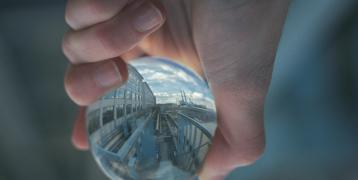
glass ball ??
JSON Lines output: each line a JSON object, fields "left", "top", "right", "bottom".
{"left": 86, "top": 57, "right": 217, "bottom": 180}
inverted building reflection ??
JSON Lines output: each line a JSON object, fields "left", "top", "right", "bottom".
{"left": 87, "top": 65, "right": 216, "bottom": 179}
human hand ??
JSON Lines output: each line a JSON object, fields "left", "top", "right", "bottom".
{"left": 62, "top": 0, "right": 290, "bottom": 179}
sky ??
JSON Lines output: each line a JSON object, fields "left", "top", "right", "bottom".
{"left": 129, "top": 57, "right": 216, "bottom": 110}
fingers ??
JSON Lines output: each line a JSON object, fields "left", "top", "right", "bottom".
{"left": 65, "top": 0, "right": 132, "bottom": 30}
{"left": 64, "top": 1, "right": 165, "bottom": 152}
{"left": 199, "top": 86, "right": 266, "bottom": 179}
{"left": 64, "top": 58, "right": 128, "bottom": 106}
{"left": 71, "top": 107, "right": 89, "bottom": 150}
{"left": 62, "top": 0, "right": 165, "bottom": 64}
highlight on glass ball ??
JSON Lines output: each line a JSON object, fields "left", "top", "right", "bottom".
{"left": 86, "top": 57, "right": 217, "bottom": 180}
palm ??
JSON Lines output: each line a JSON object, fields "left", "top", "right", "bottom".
{"left": 139, "top": 0, "right": 272, "bottom": 85}
{"left": 138, "top": 1, "right": 290, "bottom": 179}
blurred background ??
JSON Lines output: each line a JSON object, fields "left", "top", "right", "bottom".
{"left": 0, "top": 0, "right": 357, "bottom": 179}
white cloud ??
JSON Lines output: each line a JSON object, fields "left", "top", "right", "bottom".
{"left": 130, "top": 57, "right": 214, "bottom": 108}
{"left": 147, "top": 72, "right": 169, "bottom": 81}
{"left": 139, "top": 69, "right": 156, "bottom": 75}
{"left": 159, "top": 64, "right": 176, "bottom": 72}
{"left": 192, "top": 92, "right": 204, "bottom": 99}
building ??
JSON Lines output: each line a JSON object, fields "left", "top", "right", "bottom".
{"left": 86, "top": 65, "right": 156, "bottom": 138}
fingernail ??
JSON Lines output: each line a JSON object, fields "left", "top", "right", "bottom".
{"left": 93, "top": 61, "right": 122, "bottom": 87}
{"left": 132, "top": 2, "right": 163, "bottom": 32}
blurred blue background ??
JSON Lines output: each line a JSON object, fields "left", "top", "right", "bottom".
{"left": 0, "top": 0, "right": 357, "bottom": 179}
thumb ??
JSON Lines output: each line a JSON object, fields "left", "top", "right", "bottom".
{"left": 199, "top": 85, "right": 266, "bottom": 179}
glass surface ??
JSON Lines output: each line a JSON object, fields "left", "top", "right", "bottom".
{"left": 86, "top": 57, "right": 217, "bottom": 180}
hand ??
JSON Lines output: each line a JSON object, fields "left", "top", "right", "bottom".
{"left": 62, "top": 0, "right": 290, "bottom": 179}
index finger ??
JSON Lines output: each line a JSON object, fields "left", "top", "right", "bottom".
{"left": 65, "top": 0, "right": 134, "bottom": 30}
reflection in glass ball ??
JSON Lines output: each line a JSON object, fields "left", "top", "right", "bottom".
{"left": 86, "top": 57, "right": 217, "bottom": 180}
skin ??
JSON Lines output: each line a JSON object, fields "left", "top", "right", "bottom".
{"left": 62, "top": 0, "right": 290, "bottom": 179}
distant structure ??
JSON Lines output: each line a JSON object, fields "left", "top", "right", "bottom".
{"left": 178, "top": 90, "right": 204, "bottom": 108}
{"left": 178, "top": 90, "right": 216, "bottom": 123}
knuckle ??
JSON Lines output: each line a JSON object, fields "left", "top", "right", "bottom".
{"left": 221, "top": 128, "right": 265, "bottom": 167}
{"left": 86, "top": 0, "right": 107, "bottom": 16}
{"left": 64, "top": 70, "right": 78, "bottom": 102}
{"left": 61, "top": 34, "right": 70, "bottom": 55}
{"left": 238, "top": 144, "right": 265, "bottom": 165}
{"left": 65, "top": 0, "right": 106, "bottom": 29}
{"left": 64, "top": 68, "right": 89, "bottom": 106}
{"left": 64, "top": 72, "right": 78, "bottom": 103}
{"left": 65, "top": 82, "right": 89, "bottom": 106}
{"left": 64, "top": 3, "right": 78, "bottom": 29}
{"left": 64, "top": 12, "right": 73, "bottom": 28}
{"left": 62, "top": 33, "right": 77, "bottom": 64}
{"left": 230, "top": 138, "right": 265, "bottom": 166}
{"left": 94, "top": 27, "right": 124, "bottom": 56}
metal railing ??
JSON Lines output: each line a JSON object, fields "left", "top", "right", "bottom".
{"left": 165, "top": 111, "right": 213, "bottom": 173}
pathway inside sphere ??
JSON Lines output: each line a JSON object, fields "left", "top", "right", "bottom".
{"left": 90, "top": 107, "right": 215, "bottom": 179}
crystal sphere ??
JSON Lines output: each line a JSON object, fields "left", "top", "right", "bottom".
{"left": 86, "top": 57, "right": 217, "bottom": 180}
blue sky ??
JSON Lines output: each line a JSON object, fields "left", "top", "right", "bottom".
{"left": 129, "top": 57, "right": 215, "bottom": 110}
